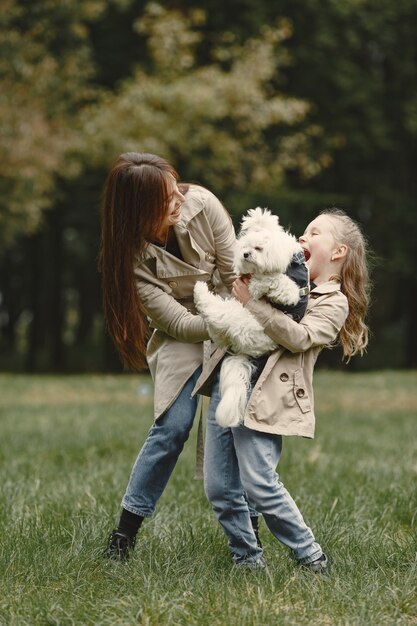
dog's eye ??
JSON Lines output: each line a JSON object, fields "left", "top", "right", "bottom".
{"left": 254, "top": 246, "right": 263, "bottom": 252}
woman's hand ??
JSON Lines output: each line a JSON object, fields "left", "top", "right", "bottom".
{"left": 232, "top": 277, "right": 251, "bottom": 304}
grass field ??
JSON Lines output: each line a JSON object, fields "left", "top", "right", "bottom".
{"left": 0, "top": 371, "right": 416, "bottom": 626}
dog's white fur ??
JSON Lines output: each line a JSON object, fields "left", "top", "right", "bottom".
{"left": 194, "top": 208, "right": 303, "bottom": 427}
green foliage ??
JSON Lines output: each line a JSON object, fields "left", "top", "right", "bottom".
{"left": 0, "top": 0, "right": 101, "bottom": 244}
{"left": 0, "top": 2, "right": 330, "bottom": 247}
{"left": 79, "top": 4, "right": 329, "bottom": 198}
{"left": 1, "top": 0, "right": 417, "bottom": 369}
{"left": 0, "top": 371, "right": 416, "bottom": 624}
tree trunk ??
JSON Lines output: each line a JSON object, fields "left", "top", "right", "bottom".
{"left": 47, "top": 207, "right": 65, "bottom": 371}
{"left": 405, "top": 287, "right": 417, "bottom": 367}
{"left": 25, "top": 235, "right": 42, "bottom": 372}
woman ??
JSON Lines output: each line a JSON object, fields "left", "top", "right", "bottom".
{"left": 99, "top": 152, "right": 247, "bottom": 560}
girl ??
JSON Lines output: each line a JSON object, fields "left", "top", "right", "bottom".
{"left": 100, "top": 152, "right": 242, "bottom": 560}
{"left": 194, "top": 209, "right": 370, "bottom": 570}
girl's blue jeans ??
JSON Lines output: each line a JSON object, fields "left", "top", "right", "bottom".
{"left": 204, "top": 374, "right": 323, "bottom": 566}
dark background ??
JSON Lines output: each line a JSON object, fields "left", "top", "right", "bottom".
{"left": 1, "top": 0, "right": 416, "bottom": 373}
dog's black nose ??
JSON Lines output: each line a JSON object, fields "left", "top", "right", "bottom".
{"left": 243, "top": 252, "right": 250, "bottom": 259}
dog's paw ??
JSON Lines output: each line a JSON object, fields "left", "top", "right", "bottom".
{"left": 268, "top": 275, "right": 300, "bottom": 306}
{"left": 215, "top": 407, "right": 241, "bottom": 428}
{"left": 207, "top": 328, "right": 231, "bottom": 348}
{"left": 194, "top": 280, "right": 209, "bottom": 298}
{"left": 193, "top": 281, "right": 210, "bottom": 310}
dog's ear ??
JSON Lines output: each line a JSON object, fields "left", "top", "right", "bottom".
{"left": 240, "top": 207, "right": 280, "bottom": 233}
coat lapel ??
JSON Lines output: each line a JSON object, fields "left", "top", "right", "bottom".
{"left": 173, "top": 222, "right": 201, "bottom": 268}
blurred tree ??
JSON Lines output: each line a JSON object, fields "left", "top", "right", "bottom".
{"left": 79, "top": 3, "right": 331, "bottom": 209}
{"left": 0, "top": 0, "right": 106, "bottom": 369}
{"left": 1, "top": 0, "right": 415, "bottom": 371}
{"left": 1, "top": 2, "right": 329, "bottom": 371}
{"left": 179, "top": 0, "right": 417, "bottom": 367}
{"left": 0, "top": 0, "right": 106, "bottom": 246}
{"left": 270, "top": 0, "right": 417, "bottom": 367}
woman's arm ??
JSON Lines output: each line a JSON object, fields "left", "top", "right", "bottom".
{"left": 137, "top": 279, "right": 210, "bottom": 343}
{"left": 135, "top": 189, "right": 234, "bottom": 344}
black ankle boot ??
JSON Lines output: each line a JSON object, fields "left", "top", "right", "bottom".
{"left": 105, "top": 530, "right": 136, "bottom": 561}
{"left": 250, "top": 516, "right": 262, "bottom": 548}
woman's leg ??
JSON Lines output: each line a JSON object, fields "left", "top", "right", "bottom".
{"left": 204, "top": 375, "right": 263, "bottom": 566}
{"left": 233, "top": 426, "right": 323, "bottom": 564}
{"left": 121, "top": 367, "right": 201, "bottom": 517}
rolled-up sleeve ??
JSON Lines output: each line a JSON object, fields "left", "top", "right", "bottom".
{"left": 246, "top": 293, "right": 349, "bottom": 353}
{"left": 137, "top": 279, "right": 210, "bottom": 343}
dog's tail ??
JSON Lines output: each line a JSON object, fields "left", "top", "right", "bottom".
{"left": 215, "top": 355, "right": 255, "bottom": 427}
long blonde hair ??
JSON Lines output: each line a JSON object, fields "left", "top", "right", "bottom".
{"left": 322, "top": 208, "right": 371, "bottom": 361}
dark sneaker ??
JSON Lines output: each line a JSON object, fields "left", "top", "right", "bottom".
{"left": 303, "top": 553, "right": 328, "bottom": 573}
{"left": 105, "top": 530, "right": 135, "bottom": 561}
{"left": 235, "top": 557, "right": 266, "bottom": 570}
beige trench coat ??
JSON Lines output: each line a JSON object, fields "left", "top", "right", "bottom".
{"left": 193, "top": 281, "right": 349, "bottom": 438}
{"left": 134, "top": 185, "right": 236, "bottom": 419}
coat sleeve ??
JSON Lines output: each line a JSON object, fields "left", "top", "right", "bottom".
{"left": 203, "top": 190, "right": 236, "bottom": 290}
{"left": 137, "top": 279, "right": 210, "bottom": 343}
{"left": 245, "top": 293, "right": 349, "bottom": 353}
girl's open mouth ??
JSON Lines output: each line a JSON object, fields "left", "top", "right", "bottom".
{"left": 303, "top": 248, "right": 311, "bottom": 261}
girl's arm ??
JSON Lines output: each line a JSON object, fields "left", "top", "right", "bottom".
{"left": 137, "top": 279, "right": 210, "bottom": 343}
{"left": 245, "top": 294, "right": 349, "bottom": 353}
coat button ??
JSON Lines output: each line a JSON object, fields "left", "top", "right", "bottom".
{"left": 168, "top": 281, "right": 177, "bottom": 289}
{"left": 280, "top": 373, "right": 289, "bottom": 382}
{"left": 296, "top": 388, "right": 305, "bottom": 398}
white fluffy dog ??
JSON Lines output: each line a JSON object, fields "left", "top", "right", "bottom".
{"left": 194, "top": 208, "right": 304, "bottom": 427}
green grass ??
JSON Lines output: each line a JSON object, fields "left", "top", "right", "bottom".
{"left": 0, "top": 371, "right": 416, "bottom": 626}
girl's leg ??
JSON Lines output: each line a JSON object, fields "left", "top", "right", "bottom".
{"left": 121, "top": 367, "right": 201, "bottom": 517}
{"left": 233, "top": 426, "right": 323, "bottom": 564}
{"left": 204, "top": 375, "right": 262, "bottom": 566}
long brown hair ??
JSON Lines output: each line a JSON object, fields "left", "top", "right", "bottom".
{"left": 99, "top": 152, "right": 179, "bottom": 369}
{"left": 322, "top": 208, "right": 371, "bottom": 361}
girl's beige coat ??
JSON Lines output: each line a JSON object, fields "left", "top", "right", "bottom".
{"left": 193, "top": 282, "right": 349, "bottom": 438}
{"left": 134, "top": 185, "right": 236, "bottom": 419}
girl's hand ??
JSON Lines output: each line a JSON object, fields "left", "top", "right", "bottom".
{"left": 232, "top": 277, "right": 251, "bottom": 304}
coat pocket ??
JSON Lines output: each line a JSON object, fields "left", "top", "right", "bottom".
{"left": 293, "top": 369, "right": 311, "bottom": 414}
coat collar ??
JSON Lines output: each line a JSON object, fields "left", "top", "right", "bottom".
{"left": 158, "top": 185, "right": 206, "bottom": 269}
{"left": 310, "top": 280, "right": 342, "bottom": 298}
{"left": 137, "top": 186, "right": 208, "bottom": 277}
{"left": 175, "top": 185, "right": 205, "bottom": 226}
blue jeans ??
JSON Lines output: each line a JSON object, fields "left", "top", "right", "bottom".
{"left": 122, "top": 367, "right": 201, "bottom": 517}
{"left": 204, "top": 375, "right": 323, "bottom": 565}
